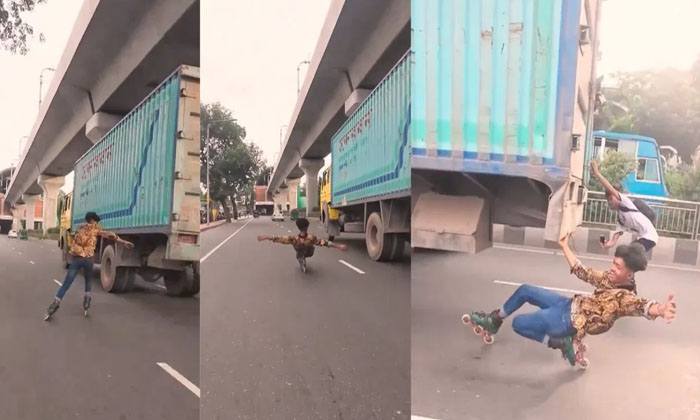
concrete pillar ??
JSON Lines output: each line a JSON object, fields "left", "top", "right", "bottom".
{"left": 85, "top": 112, "right": 123, "bottom": 143}
{"left": 300, "top": 158, "right": 324, "bottom": 217}
{"left": 286, "top": 178, "right": 300, "bottom": 211}
{"left": 278, "top": 186, "right": 289, "bottom": 213}
{"left": 11, "top": 205, "right": 25, "bottom": 231}
{"left": 22, "top": 194, "right": 40, "bottom": 231}
{"left": 38, "top": 175, "right": 65, "bottom": 234}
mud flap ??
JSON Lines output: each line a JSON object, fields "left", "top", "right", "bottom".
{"left": 411, "top": 192, "right": 492, "bottom": 254}
{"left": 544, "top": 181, "right": 587, "bottom": 242}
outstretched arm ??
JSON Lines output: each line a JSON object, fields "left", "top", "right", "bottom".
{"left": 559, "top": 233, "right": 607, "bottom": 288}
{"left": 99, "top": 230, "right": 134, "bottom": 248}
{"left": 258, "top": 235, "right": 293, "bottom": 244}
{"left": 602, "top": 231, "right": 623, "bottom": 249}
{"left": 312, "top": 236, "right": 347, "bottom": 251}
{"left": 620, "top": 293, "right": 676, "bottom": 323}
{"left": 590, "top": 160, "right": 620, "bottom": 201}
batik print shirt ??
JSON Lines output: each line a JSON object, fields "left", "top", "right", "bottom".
{"left": 70, "top": 223, "right": 117, "bottom": 258}
{"left": 270, "top": 233, "right": 330, "bottom": 251}
{"left": 569, "top": 262, "right": 659, "bottom": 340}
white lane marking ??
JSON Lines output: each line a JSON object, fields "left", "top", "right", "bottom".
{"left": 201, "top": 219, "right": 253, "bottom": 263}
{"left": 30, "top": 261, "right": 35, "bottom": 265}
{"left": 156, "top": 284, "right": 167, "bottom": 290}
{"left": 493, "top": 244, "right": 700, "bottom": 274}
{"left": 157, "top": 363, "right": 200, "bottom": 398}
{"left": 494, "top": 280, "right": 590, "bottom": 295}
{"left": 412, "top": 416, "right": 444, "bottom": 420}
{"left": 287, "top": 230, "right": 292, "bottom": 233}
{"left": 339, "top": 259, "right": 365, "bottom": 274}
{"left": 53, "top": 279, "right": 62, "bottom": 286}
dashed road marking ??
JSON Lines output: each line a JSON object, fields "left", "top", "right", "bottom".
{"left": 30, "top": 261, "right": 35, "bottom": 265}
{"left": 493, "top": 280, "right": 590, "bottom": 295}
{"left": 53, "top": 279, "right": 62, "bottom": 286}
{"left": 157, "top": 362, "right": 200, "bottom": 398}
{"left": 493, "top": 244, "right": 700, "bottom": 274}
{"left": 412, "top": 416, "right": 444, "bottom": 420}
{"left": 339, "top": 259, "right": 365, "bottom": 274}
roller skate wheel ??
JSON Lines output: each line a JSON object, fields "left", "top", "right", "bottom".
{"left": 473, "top": 326, "right": 483, "bottom": 335}
{"left": 461, "top": 314, "right": 471, "bottom": 325}
{"left": 483, "top": 334, "right": 494, "bottom": 345}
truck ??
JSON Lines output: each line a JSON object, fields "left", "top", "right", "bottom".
{"left": 411, "top": 0, "right": 602, "bottom": 253}
{"left": 58, "top": 65, "right": 201, "bottom": 296}
{"left": 320, "top": 52, "right": 411, "bottom": 261}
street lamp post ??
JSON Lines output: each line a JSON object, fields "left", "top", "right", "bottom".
{"left": 205, "top": 118, "right": 236, "bottom": 226}
{"left": 279, "top": 124, "right": 288, "bottom": 146}
{"left": 297, "top": 60, "right": 310, "bottom": 95}
{"left": 39, "top": 67, "right": 56, "bottom": 109}
{"left": 18, "top": 135, "right": 29, "bottom": 161}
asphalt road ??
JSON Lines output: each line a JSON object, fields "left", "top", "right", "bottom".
{"left": 200, "top": 216, "right": 411, "bottom": 420}
{"left": 411, "top": 245, "right": 700, "bottom": 420}
{"left": 0, "top": 234, "right": 199, "bottom": 419}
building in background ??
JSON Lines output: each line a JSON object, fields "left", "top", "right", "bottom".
{"left": 254, "top": 185, "right": 274, "bottom": 215}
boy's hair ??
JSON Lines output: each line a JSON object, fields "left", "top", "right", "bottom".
{"left": 614, "top": 243, "right": 648, "bottom": 272}
{"left": 296, "top": 217, "right": 310, "bottom": 232}
{"left": 85, "top": 212, "right": 101, "bottom": 223}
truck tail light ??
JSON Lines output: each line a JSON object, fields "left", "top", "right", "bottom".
{"left": 178, "top": 234, "right": 197, "bottom": 244}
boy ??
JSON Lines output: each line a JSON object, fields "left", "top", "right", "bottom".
{"left": 464, "top": 233, "right": 675, "bottom": 367}
{"left": 258, "top": 217, "right": 347, "bottom": 272}
{"left": 44, "top": 212, "right": 133, "bottom": 320}
{"left": 590, "top": 160, "right": 658, "bottom": 251}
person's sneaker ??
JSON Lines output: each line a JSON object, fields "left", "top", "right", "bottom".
{"left": 467, "top": 309, "right": 503, "bottom": 335}
{"left": 548, "top": 336, "right": 576, "bottom": 366}
{"left": 44, "top": 299, "right": 60, "bottom": 321}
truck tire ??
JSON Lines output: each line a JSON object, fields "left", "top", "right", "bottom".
{"left": 388, "top": 235, "right": 405, "bottom": 261}
{"left": 100, "top": 245, "right": 128, "bottom": 293}
{"left": 164, "top": 266, "right": 198, "bottom": 297}
{"left": 366, "top": 212, "right": 396, "bottom": 261}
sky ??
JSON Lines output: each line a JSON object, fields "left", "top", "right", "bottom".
{"left": 1, "top": 0, "right": 699, "bottom": 188}
{"left": 0, "top": 0, "right": 82, "bottom": 190}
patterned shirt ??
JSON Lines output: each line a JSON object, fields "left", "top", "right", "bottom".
{"left": 270, "top": 233, "right": 330, "bottom": 251}
{"left": 569, "top": 262, "right": 659, "bottom": 340}
{"left": 70, "top": 223, "right": 116, "bottom": 258}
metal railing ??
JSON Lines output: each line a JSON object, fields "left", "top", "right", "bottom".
{"left": 583, "top": 191, "right": 700, "bottom": 239}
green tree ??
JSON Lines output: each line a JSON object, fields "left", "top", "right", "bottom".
{"left": 595, "top": 59, "right": 700, "bottom": 162}
{"left": 664, "top": 164, "right": 700, "bottom": 201}
{"left": 588, "top": 151, "right": 638, "bottom": 192}
{"left": 1, "top": 0, "right": 48, "bottom": 54}
{"left": 201, "top": 102, "right": 266, "bottom": 221}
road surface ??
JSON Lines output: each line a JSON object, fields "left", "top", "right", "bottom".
{"left": 200, "top": 216, "right": 411, "bottom": 420}
{"left": 0, "top": 234, "right": 199, "bottom": 419}
{"left": 412, "top": 245, "right": 700, "bottom": 420}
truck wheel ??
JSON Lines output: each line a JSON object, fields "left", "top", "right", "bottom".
{"left": 100, "top": 245, "right": 128, "bottom": 293}
{"left": 366, "top": 212, "right": 396, "bottom": 261}
{"left": 164, "top": 266, "right": 197, "bottom": 297}
{"left": 388, "top": 235, "right": 405, "bottom": 261}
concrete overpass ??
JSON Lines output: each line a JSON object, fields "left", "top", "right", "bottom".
{"left": 6, "top": 0, "right": 199, "bottom": 233}
{"left": 269, "top": 0, "right": 409, "bottom": 215}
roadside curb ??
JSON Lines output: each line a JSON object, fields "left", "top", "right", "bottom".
{"left": 200, "top": 220, "right": 227, "bottom": 232}
{"left": 494, "top": 224, "right": 700, "bottom": 267}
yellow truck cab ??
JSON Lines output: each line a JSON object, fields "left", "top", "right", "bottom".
{"left": 57, "top": 191, "right": 73, "bottom": 268}
{"left": 319, "top": 167, "right": 340, "bottom": 238}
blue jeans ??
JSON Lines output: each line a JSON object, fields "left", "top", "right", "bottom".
{"left": 502, "top": 285, "right": 576, "bottom": 343}
{"left": 56, "top": 257, "right": 93, "bottom": 299}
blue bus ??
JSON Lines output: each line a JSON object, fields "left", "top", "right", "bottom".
{"left": 588, "top": 131, "right": 669, "bottom": 198}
